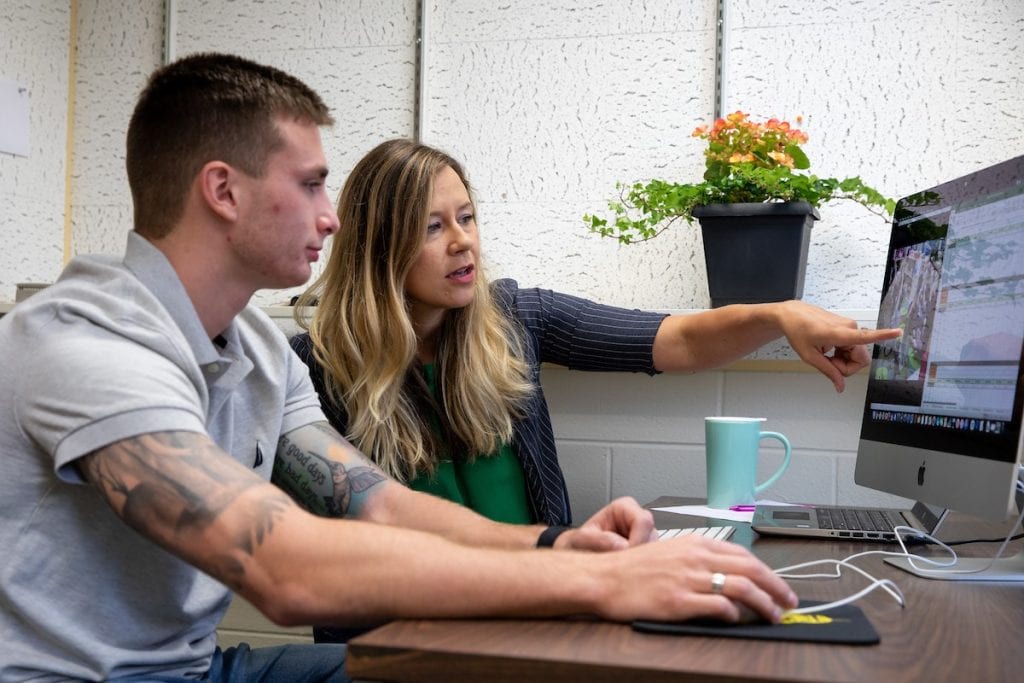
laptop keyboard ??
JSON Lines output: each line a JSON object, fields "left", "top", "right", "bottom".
{"left": 656, "top": 526, "right": 735, "bottom": 542}
{"left": 815, "top": 507, "right": 904, "bottom": 533}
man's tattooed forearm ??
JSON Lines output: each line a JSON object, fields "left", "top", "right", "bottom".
{"left": 274, "top": 427, "right": 387, "bottom": 518}
{"left": 86, "top": 432, "right": 261, "bottom": 528}
{"left": 81, "top": 431, "right": 290, "bottom": 589}
{"left": 311, "top": 421, "right": 341, "bottom": 439}
{"left": 348, "top": 467, "right": 387, "bottom": 495}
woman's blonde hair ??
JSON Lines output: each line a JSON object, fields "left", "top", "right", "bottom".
{"left": 296, "top": 139, "right": 534, "bottom": 481}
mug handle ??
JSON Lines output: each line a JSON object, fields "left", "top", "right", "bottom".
{"left": 754, "top": 431, "right": 791, "bottom": 494}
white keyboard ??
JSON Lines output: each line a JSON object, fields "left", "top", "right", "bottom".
{"left": 656, "top": 526, "right": 735, "bottom": 542}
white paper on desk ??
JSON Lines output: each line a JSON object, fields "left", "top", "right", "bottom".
{"left": 0, "top": 78, "right": 30, "bottom": 157}
{"left": 651, "top": 500, "right": 795, "bottom": 523}
{"left": 652, "top": 505, "right": 753, "bottom": 522}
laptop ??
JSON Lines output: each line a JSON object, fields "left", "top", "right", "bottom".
{"left": 751, "top": 500, "right": 946, "bottom": 542}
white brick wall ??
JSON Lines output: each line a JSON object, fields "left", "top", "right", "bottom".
{"left": 548, "top": 361, "right": 915, "bottom": 522}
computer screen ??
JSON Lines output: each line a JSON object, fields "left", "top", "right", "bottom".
{"left": 855, "top": 155, "right": 1024, "bottom": 579}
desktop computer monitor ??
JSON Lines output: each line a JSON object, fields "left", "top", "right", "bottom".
{"left": 855, "top": 154, "right": 1024, "bottom": 581}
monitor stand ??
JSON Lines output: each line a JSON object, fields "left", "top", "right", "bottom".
{"left": 885, "top": 550, "right": 1024, "bottom": 582}
{"left": 886, "top": 495, "right": 1024, "bottom": 581}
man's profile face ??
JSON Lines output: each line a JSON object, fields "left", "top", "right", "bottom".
{"left": 229, "top": 118, "right": 339, "bottom": 291}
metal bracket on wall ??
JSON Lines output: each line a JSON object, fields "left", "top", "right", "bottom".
{"left": 163, "top": 0, "right": 177, "bottom": 65}
{"left": 713, "top": 0, "right": 729, "bottom": 119}
{"left": 414, "top": 0, "right": 427, "bottom": 142}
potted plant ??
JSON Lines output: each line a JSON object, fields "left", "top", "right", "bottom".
{"left": 585, "top": 111, "right": 894, "bottom": 307}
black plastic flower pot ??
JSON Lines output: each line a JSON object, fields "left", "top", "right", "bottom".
{"left": 693, "top": 201, "right": 820, "bottom": 308}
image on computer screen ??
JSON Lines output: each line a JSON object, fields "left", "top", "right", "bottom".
{"left": 857, "top": 154, "right": 1024, "bottom": 524}
{"left": 869, "top": 191, "right": 1022, "bottom": 433}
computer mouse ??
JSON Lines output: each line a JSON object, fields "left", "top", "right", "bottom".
{"left": 668, "top": 604, "right": 771, "bottom": 628}
{"left": 734, "top": 604, "right": 771, "bottom": 625}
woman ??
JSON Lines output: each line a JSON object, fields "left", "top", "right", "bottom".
{"left": 292, "top": 138, "right": 897, "bottom": 528}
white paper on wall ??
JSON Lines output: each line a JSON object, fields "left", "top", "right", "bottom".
{"left": 0, "top": 78, "right": 30, "bottom": 157}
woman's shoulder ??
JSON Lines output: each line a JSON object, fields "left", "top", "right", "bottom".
{"left": 288, "top": 331, "right": 313, "bottom": 360}
{"left": 489, "top": 279, "right": 583, "bottom": 317}
{"left": 490, "top": 278, "right": 561, "bottom": 309}
{"left": 489, "top": 277, "right": 522, "bottom": 316}
{"left": 288, "top": 333, "right": 324, "bottom": 378}
{"left": 490, "top": 277, "right": 518, "bottom": 300}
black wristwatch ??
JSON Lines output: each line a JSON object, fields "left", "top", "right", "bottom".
{"left": 536, "top": 525, "right": 570, "bottom": 548}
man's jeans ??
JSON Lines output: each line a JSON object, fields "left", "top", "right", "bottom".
{"left": 207, "top": 643, "right": 350, "bottom": 683}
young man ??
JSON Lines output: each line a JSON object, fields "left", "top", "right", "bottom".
{"left": 0, "top": 53, "right": 820, "bottom": 681}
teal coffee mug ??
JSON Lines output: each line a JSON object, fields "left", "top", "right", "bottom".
{"left": 704, "top": 417, "right": 791, "bottom": 509}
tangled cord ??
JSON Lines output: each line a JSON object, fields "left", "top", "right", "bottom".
{"left": 774, "top": 474, "right": 1024, "bottom": 615}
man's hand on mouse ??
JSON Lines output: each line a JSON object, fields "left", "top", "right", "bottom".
{"left": 588, "top": 534, "right": 798, "bottom": 624}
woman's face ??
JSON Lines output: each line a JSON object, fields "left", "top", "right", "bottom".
{"left": 404, "top": 165, "right": 480, "bottom": 330}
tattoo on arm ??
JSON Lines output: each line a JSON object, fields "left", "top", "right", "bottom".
{"left": 79, "top": 431, "right": 292, "bottom": 590}
{"left": 273, "top": 422, "right": 388, "bottom": 518}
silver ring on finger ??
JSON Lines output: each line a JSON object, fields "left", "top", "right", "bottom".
{"left": 710, "top": 572, "right": 727, "bottom": 594}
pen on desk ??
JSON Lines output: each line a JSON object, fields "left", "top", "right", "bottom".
{"left": 729, "top": 505, "right": 756, "bottom": 512}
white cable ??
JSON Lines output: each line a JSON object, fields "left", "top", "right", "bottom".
{"left": 772, "top": 474, "right": 1024, "bottom": 615}
{"left": 904, "top": 493, "right": 1024, "bottom": 576}
{"left": 785, "top": 575, "right": 903, "bottom": 615}
{"left": 775, "top": 554, "right": 907, "bottom": 613}
{"left": 773, "top": 499, "right": 1024, "bottom": 614}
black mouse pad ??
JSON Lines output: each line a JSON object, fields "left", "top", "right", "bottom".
{"left": 632, "top": 600, "right": 880, "bottom": 645}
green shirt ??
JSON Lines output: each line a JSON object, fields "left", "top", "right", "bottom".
{"left": 407, "top": 364, "right": 532, "bottom": 524}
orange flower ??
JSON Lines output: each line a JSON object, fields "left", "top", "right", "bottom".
{"left": 692, "top": 112, "right": 811, "bottom": 171}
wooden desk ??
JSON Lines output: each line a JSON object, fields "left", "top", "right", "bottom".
{"left": 347, "top": 498, "right": 1024, "bottom": 682}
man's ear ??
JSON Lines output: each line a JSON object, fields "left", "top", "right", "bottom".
{"left": 198, "top": 161, "right": 240, "bottom": 222}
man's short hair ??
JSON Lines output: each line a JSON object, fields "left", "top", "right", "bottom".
{"left": 126, "top": 52, "right": 334, "bottom": 238}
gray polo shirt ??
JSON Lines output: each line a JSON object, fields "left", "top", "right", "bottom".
{"left": 0, "top": 232, "right": 324, "bottom": 680}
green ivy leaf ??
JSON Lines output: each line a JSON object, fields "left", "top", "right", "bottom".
{"left": 786, "top": 144, "right": 810, "bottom": 170}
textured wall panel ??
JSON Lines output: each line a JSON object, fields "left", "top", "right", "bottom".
{"left": 0, "top": 1, "right": 70, "bottom": 300}
{"left": 953, "top": 7, "right": 1024, "bottom": 171}
{"left": 477, "top": 200, "right": 709, "bottom": 309}
{"left": 425, "top": 24, "right": 717, "bottom": 308}
{"left": 722, "top": 1, "right": 1023, "bottom": 309}
{"left": 70, "top": 0, "right": 163, "bottom": 260}
{"left": 177, "top": 0, "right": 414, "bottom": 49}
{"left": 2, "top": 194, "right": 65, "bottom": 286}
{"left": 433, "top": 0, "right": 716, "bottom": 42}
